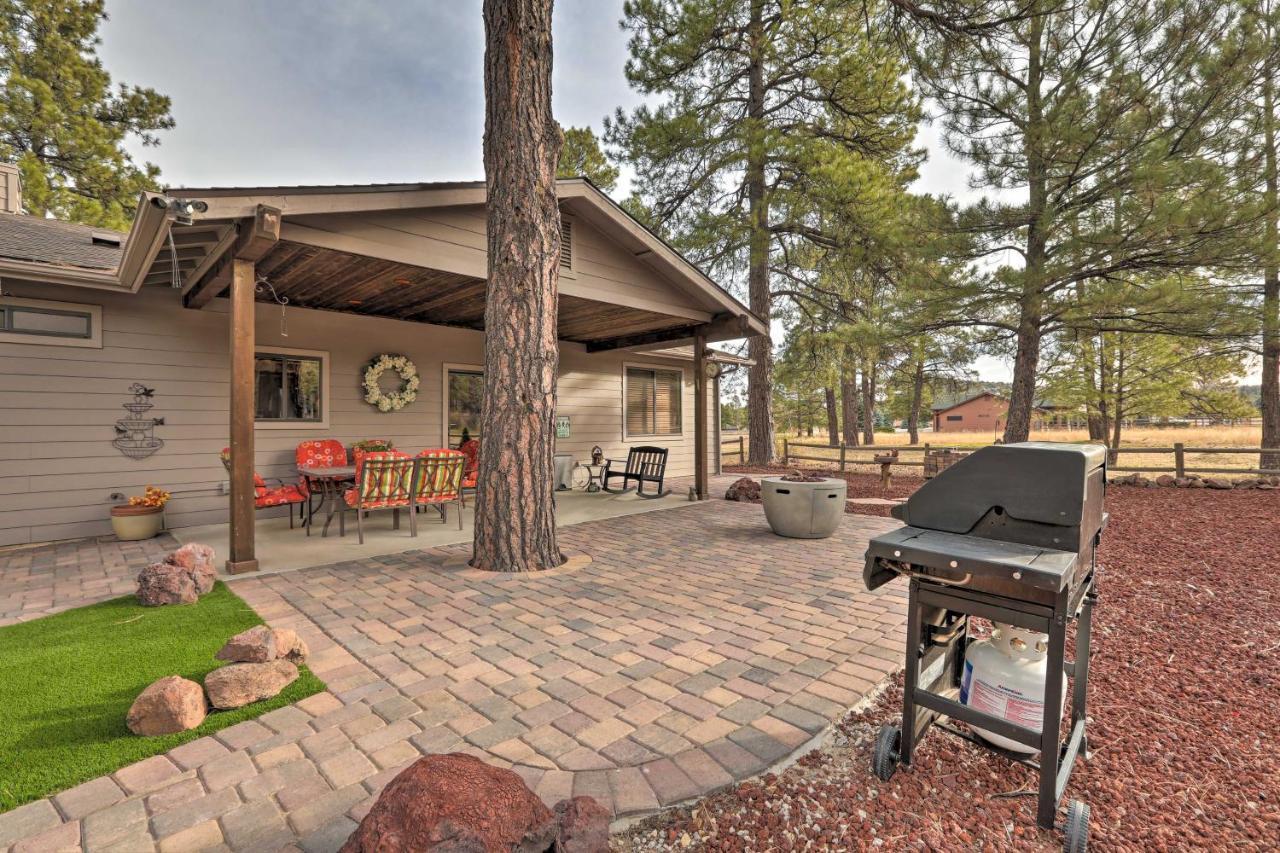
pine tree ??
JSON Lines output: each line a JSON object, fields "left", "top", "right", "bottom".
{"left": 557, "top": 125, "right": 620, "bottom": 192}
{"left": 909, "top": 0, "right": 1271, "bottom": 442}
{"left": 608, "top": 0, "right": 919, "bottom": 464}
{"left": 0, "top": 0, "right": 172, "bottom": 228}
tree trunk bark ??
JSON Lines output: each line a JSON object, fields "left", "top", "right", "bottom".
{"left": 473, "top": 0, "right": 563, "bottom": 573}
{"left": 1004, "top": 7, "right": 1047, "bottom": 445}
{"left": 841, "top": 348, "right": 859, "bottom": 447}
{"left": 824, "top": 387, "right": 839, "bottom": 446}
{"left": 861, "top": 364, "right": 877, "bottom": 445}
{"left": 1110, "top": 346, "right": 1124, "bottom": 451}
{"left": 908, "top": 356, "right": 924, "bottom": 445}
{"left": 1262, "top": 21, "right": 1280, "bottom": 472}
{"left": 745, "top": 0, "right": 775, "bottom": 465}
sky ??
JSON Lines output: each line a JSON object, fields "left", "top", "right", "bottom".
{"left": 97, "top": 0, "right": 999, "bottom": 378}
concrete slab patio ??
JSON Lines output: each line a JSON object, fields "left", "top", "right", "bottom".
{"left": 0, "top": 496, "right": 907, "bottom": 852}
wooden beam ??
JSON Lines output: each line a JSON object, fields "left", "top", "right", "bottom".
{"left": 694, "top": 332, "right": 708, "bottom": 500}
{"left": 584, "top": 312, "right": 752, "bottom": 352}
{"left": 226, "top": 257, "right": 259, "bottom": 574}
{"left": 183, "top": 206, "right": 281, "bottom": 310}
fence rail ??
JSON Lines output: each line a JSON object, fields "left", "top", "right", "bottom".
{"left": 720, "top": 437, "right": 1280, "bottom": 478}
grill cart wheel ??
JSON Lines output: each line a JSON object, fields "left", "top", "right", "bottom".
{"left": 872, "top": 724, "right": 901, "bottom": 781}
{"left": 1063, "top": 799, "right": 1090, "bottom": 853}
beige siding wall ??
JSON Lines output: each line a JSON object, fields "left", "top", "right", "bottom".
{"left": 0, "top": 283, "right": 715, "bottom": 547}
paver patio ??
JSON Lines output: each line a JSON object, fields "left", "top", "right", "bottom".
{"left": 0, "top": 498, "right": 906, "bottom": 852}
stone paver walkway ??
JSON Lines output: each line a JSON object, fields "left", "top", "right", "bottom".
{"left": 0, "top": 534, "right": 177, "bottom": 626}
{"left": 0, "top": 499, "right": 906, "bottom": 852}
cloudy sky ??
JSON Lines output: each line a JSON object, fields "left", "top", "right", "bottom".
{"left": 99, "top": 0, "right": 998, "bottom": 372}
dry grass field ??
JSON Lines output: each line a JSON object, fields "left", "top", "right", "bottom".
{"left": 722, "top": 423, "right": 1275, "bottom": 476}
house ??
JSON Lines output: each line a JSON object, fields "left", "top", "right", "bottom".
{"left": 0, "top": 164, "right": 766, "bottom": 568}
{"left": 931, "top": 391, "right": 1050, "bottom": 433}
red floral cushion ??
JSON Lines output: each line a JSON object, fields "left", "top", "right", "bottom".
{"left": 296, "top": 439, "right": 348, "bottom": 468}
{"left": 256, "top": 484, "right": 306, "bottom": 508}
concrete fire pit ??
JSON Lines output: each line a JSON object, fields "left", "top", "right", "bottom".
{"left": 761, "top": 476, "right": 847, "bottom": 538}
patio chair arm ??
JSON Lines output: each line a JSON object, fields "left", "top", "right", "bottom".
{"left": 262, "top": 477, "right": 289, "bottom": 489}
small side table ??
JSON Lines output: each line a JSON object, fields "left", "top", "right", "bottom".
{"left": 583, "top": 464, "right": 606, "bottom": 492}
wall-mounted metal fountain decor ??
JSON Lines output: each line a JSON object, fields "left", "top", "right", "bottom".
{"left": 112, "top": 384, "right": 165, "bottom": 460}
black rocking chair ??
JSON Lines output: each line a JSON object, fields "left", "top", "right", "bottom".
{"left": 602, "top": 446, "right": 671, "bottom": 499}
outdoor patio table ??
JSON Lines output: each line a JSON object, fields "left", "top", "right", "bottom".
{"left": 298, "top": 464, "right": 356, "bottom": 537}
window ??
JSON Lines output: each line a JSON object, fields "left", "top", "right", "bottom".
{"left": 0, "top": 297, "right": 101, "bottom": 348}
{"left": 946, "top": 415, "right": 963, "bottom": 422}
{"left": 254, "top": 348, "right": 327, "bottom": 427}
{"left": 625, "top": 366, "right": 682, "bottom": 436}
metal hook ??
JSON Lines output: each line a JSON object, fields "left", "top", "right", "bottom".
{"left": 255, "top": 277, "right": 290, "bottom": 337}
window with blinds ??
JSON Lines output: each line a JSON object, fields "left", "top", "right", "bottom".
{"left": 625, "top": 367, "right": 682, "bottom": 436}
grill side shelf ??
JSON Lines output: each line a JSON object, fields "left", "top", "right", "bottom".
{"left": 864, "top": 527, "right": 1078, "bottom": 593}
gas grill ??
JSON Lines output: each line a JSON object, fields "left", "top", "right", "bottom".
{"left": 863, "top": 442, "right": 1105, "bottom": 852}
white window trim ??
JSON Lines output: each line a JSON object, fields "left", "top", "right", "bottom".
{"left": 0, "top": 295, "right": 102, "bottom": 349}
{"left": 442, "top": 361, "right": 484, "bottom": 447}
{"left": 254, "top": 345, "right": 330, "bottom": 430}
{"left": 622, "top": 361, "right": 686, "bottom": 440}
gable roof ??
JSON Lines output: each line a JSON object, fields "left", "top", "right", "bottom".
{"left": 0, "top": 214, "right": 125, "bottom": 271}
{"left": 931, "top": 390, "right": 1005, "bottom": 413}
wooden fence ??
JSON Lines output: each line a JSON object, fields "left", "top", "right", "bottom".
{"left": 721, "top": 438, "right": 1280, "bottom": 478}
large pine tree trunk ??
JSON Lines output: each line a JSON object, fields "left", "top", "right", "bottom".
{"left": 908, "top": 356, "right": 924, "bottom": 445}
{"left": 745, "top": 0, "right": 775, "bottom": 465}
{"left": 1005, "top": 11, "right": 1047, "bottom": 445}
{"left": 824, "top": 387, "right": 839, "bottom": 446}
{"left": 1262, "top": 35, "right": 1280, "bottom": 473}
{"left": 841, "top": 348, "right": 859, "bottom": 447}
{"left": 861, "top": 365, "right": 877, "bottom": 445}
{"left": 473, "top": 0, "right": 563, "bottom": 573}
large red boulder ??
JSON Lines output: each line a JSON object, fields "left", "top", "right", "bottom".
{"left": 340, "top": 754, "right": 558, "bottom": 853}
{"left": 724, "top": 477, "right": 761, "bottom": 502}
{"left": 204, "top": 660, "right": 299, "bottom": 710}
{"left": 215, "top": 625, "right": 309, "bottom": 664}
{"left": 554, "top": 796, "right": 610, "bottom": 853}
{"left": 136, "top": 561, "right": 199, "bottom": 606}
{"left": 126, "top": 676, "right": 206, "bottom": 735}
{"left": 167, "top": 543, "right": 217, "bottom": 594}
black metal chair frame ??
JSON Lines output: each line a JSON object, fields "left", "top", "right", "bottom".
{"left": 602, "top": 445, "right": 671, "bottom": 499}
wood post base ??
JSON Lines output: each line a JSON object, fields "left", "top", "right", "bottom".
{"left": 225, "top": 558, "right": 260, "bottom": 575}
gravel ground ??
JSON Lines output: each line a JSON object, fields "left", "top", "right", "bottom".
{"left": 616, "top": 478, "right": 1280, "bottom": 851}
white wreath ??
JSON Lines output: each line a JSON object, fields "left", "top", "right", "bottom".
{"left": 362, "top": 354, "right": 419, "bottom": 412}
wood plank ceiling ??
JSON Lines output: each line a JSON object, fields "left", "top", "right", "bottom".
{"left": 224, "top": 240, "right": 689, "bottom": 345}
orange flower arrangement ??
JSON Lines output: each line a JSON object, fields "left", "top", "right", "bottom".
{"left": 127, "top": 486, "right": 171, "bottom": 509}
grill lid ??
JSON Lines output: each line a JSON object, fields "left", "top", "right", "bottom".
{"left": 892, "top": 442, "right": 1106, "bottom": 534}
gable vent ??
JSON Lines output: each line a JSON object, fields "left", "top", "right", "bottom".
{"left": 559, "top": 220, "right": 573, "bottom": 269}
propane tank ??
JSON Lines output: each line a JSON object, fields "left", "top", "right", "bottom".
{"left": 959, "top": 623, "right": 1065, "bottom": 754}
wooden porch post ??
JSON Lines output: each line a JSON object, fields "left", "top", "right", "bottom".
{"left": 227, "top": 257, "right": 258, "bottom": 574}
{"left": 694, "top": 331, "right": 708, "bottom": 500}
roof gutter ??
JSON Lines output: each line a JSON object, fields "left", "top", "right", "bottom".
{"left": 0, "top": 191, "right": 172, "bottom": 294}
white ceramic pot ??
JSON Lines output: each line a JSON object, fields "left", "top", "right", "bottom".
{"left": 761, "top": 477, "right": 847, "bottom": 538}
{"left": 110, "top": 505, "right": 165, "bottom": 541}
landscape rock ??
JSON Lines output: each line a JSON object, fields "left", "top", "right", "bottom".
{"left": 1205, "top": 477, "right": 1233, "bottom": 490}
{"left": 126, "top": 676, "right": 206, "bottom": 735}
{"left": 204, "top": 660, "right": 298, "bottom": 710}
{"left": 136, "top": 561, "right": 200, "bottom": 606}
{"left": 1188, "top": 477, "right": 1208, "bottom": 488}
{"left": 724, "top": 477, "right": 762, "bottom": 502}
{"left": 167, "top": 543, "right": 217, "bottom": 594}
{"left": 340, "top": 753, "right": 558, "bottom": 853}
{"left": 214, "top": 625, "right": 307, "bottom": 664}
{"left": 553, "top": 796, "right": 611, "bottom": 853}
{"left": 1155, "top": 474, "right": 1176, "bottom": 487}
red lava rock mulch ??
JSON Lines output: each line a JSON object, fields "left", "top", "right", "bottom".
{"left": 617, "top": 482, "right": 1280, "bottom": 851}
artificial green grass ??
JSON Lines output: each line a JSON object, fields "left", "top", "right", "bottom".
{"left": 0, "top": 582, "right": 324, "bottom": 811}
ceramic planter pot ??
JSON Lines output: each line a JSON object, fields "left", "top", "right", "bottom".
{"left": 110, "top": 504, "right": 165, "bottom": 541}
{"left": 761, "top": 477, "right": 847, "bottom": 539}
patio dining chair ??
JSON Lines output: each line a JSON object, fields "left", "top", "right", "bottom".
{"left": 219, "top": 448, "right": 308, "bottom": 527}
{"left": 414, "top": 449, "right": 466, "bottom": 529}
{"left": 458, "top": 439, "right": 479, "bottom": 507}
{"left": 295, "top": 439, "right": 348, "bottom": 521}
{"left": 337, "top": 451, "right": 416, "bottom": 544}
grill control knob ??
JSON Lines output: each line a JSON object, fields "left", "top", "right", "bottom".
{"left": 1012, "top": 571, "right": 1023, "bottom": 580}
{"left": 949, "top": 560, "right": 958, "bottom": 569}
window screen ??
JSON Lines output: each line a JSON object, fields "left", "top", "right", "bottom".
{"left": 255, "top": 353, "right": 323, "bottom": 422}
{"left": 625, "top": 367, "right": 682, "bottom": 436}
